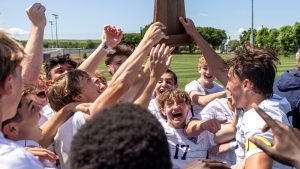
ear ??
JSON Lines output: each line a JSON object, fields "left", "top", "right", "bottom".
{"left": 242, "top": 79, "right": 253, "bottom": 91}
{"left": 2, "top": 74, "right": 13, "bottom": 95}
{"left": 2, "top": 123, "right": 19, "bottom": 140}
{"left": 72, "top": 94, "right": 84, "bottom": 102}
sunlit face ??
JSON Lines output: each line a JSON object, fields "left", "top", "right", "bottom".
{"left": 198, "top": 65, "right": 214, "bottom": 87}
{"left": 155, "top": 73, "right": 177, "bottom": 97}
{"left": 106, "top": 55, "right": 128, "bottom": 76}
{"left": 161, "top": 97, "right": 190, "bottom": 129}
{"left": 78, "top": 76, "right": 100, "bottom": 102}
{"left": 50, "top": 63, "right": 75, "bottom": 80}
{"left": 92, "top": 77, "right": 108, "bottom": 94}
{"left": 30, "top": 77, "right": 48, "bottom": 107}
{"left": 15, "top": 95, "right": 43, "bottom": 141}
{"left": 3, "top": 66, "right": 24, "bottom": 121}
{"left": 226, "top": 68, "right": 245, "bottom": 109}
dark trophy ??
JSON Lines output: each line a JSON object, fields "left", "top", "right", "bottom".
{"left": 153, "top": 0, "right": 193, "bottom": 46}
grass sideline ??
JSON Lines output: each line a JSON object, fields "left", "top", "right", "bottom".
{"left": 97, "top": 54, "right": 297, "bottom": 89}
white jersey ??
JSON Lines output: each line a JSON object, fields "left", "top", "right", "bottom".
{"left": 200, "top": 98, "right": 237, "bottom": 166}
{"left": 185, "top": 80, "right": 224, "bottom": 114}
{"left": 0, "top": 132, "right": 43, "bottom": 169}
{"left": 235, "top": 95, "right": 292, "bottom": 169}
{"left": 39, "top": 103, "right": 56, "bottom": 126}
{"left": 54, "top": 111, "right": 86, "bottom": 169}
{"left": 162, "top": 122, "right": 215, "bottom": 169}
{"left": 15, "top": 140, "right": 56, "bottom": 169}
{"left": 148, "top": 98, "right": 166, "bottom": 123}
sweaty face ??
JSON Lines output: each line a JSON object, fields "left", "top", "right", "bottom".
{"left": 161, "top": 97, "right": 190, "bottom": 129}
{"left": 107, "top": 55, "right": 128, "bottom": 76}
{"left": 198, "top": 65, "right": 215, "bottom": 87}
{"left": 155, "top": 73, "right": 177, "bottom": 97}
{"left": 16, "top": 95, "right": 43, "bottom": 141}
{"left": 226, "top": 68, "right": 245, "bottom": 109}
{"left": 50, "top": 63, "right": 75, "bottom": 81}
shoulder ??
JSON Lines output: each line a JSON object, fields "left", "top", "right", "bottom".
{"left": 0, "top": 140, "right": 42, "bottom": 169}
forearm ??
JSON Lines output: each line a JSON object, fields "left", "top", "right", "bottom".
{"left": 245, "top": 153, "right": 272, "bottom": 169}
{"left": 134, "top": 76, "right": 158, "bottom": 108}
{"left": 22, "top": 26, "right": 44, "bottom": 84}
{"left": 39, "top": 106, "right": 74, "bottom": 147}
{"left": 77, "top": 43, "right": 108, "bottom": 74}
{"left": 196, "top": 91, "right": 226, "bottom": 107}
{"left": 214, "top": 123, "right": 236, "bottom": 144}
{"left": 184, "top": 119, "right": 206, "bottom": 137}
{"left": 191, "top": 32, "right": 228, "bottom": 85}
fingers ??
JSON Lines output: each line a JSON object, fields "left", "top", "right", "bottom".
{"left": 25, "top": 147, "right": 58, "bottom": 163}
{"left": 248, "top": 137, "right": 275, "bottom": 156}
{"left": 203, "top": 119, "right": 222, "bottom": 133}
{"left": 252, "top": 104, "right": 282, "bottom": 134}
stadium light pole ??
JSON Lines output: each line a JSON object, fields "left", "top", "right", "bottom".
{"left": 49, "top": 21, "right": 54, "bottom": 48}
{"left": 250, "top": 0, "right": 254, "bottom": 48}
{"left": 52, "top": 14, "right": 59, "bottom": 48}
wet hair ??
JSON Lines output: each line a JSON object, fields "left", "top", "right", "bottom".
{"left": 104, "top": 44, "right": 132, "bottom": 65}
{"left": 70, "top": 102, "right": 172, "bottom": 169}
{"left": 0, "top": 31, "right": 24, "bottom": 97}
{"left": 47, "top": 69, "right": 90, "bottom": 111}
{"left": 156, "top": 89, "right": 191, "bottom": 109}
{"left": 226, "top": 46, "right": 279, "bottom": 97}
{"left": 44, "top": 55, "right": 78, "bottom": 80}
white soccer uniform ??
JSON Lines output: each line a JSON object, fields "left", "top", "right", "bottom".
{"left": 200, "top": 98, "right": 237, "bottom": 166}
{"left": 54, "top": 111, "right": 86, "bottom": 169}
{"left": 15, "top": 140, "right": 56, "bottom": 169}
{"left": 235, "top": 95, "right": 293, "bottom": 169}
{"left": 162, "top": 122, "right": 215, "bottom": 169}
{"left": 185, "top": 80, "right": 224, "bottom": 114}
{"left": 0, "top": 132, "right": 43, "bottom": 169}
{"left": 148, "top": 98, "right": 166, "bottom": 123}
{"left": 39, "top": 103, "right": 56, "bottom": 126}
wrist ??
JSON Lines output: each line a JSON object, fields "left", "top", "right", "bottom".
{"left": 100, "top": 43, "right": 115, "bottom": 54}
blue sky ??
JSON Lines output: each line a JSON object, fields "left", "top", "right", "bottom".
{"left": 1, "top": 0, "right": 299, "bottom": 40}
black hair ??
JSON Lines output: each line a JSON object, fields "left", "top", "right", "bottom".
{"left": 44, "top": 55, "right": 78, "bottom": 80}
{"left": 70, "top": 102, "right": 172, "bottom": 169}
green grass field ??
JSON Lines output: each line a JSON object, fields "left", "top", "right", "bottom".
{"left": 97, "top": 54, "right": 297, "bottom": 89}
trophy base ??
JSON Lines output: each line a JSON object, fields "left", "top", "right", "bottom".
{"left": 158, "top": 34, "right": 194, "bottom": 47}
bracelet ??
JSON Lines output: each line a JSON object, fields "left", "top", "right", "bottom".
{"left": 101, "top": 43, "right": 115, "bottom": 54}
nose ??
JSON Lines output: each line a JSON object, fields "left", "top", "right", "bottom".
{"left": 161, "top": 80, "right": 168, "bottom": 87}
{"left": 99, "top": 83, "right": 107, "bottom": 93}
{"left": 171, "top": 102, "right": 181, "bottom": 110}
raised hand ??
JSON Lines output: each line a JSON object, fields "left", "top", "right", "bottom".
{"left": 101, "top": 25, "right": 123, "bottom": 48}
{"left": 182, "top": 160, "right": 230, "bottom": 169}
{"left": 26, "top": 3, "right": 46, "bottom": 28}
{"left": 179, "top": 17, "right": 198, "bottom": 38}
{"left": 142, "top": 22, "right": 168, "bottom": 46}
{"left": 149, "top": 43, "right": 174, "bottom": 78}
{"left": 249, "top": 104, "right": 300, "bottom": 168}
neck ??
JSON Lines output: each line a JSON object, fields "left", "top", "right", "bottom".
{"left": 244, "top": 92, "right": 267, "bottom": 111}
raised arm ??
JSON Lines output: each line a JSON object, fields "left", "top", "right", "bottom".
{"left": 77, "top": 25, "right": 122, "bottom": 74}
{"left": 189, "top": 90, "right": 226, "bottom": 107}
{"left": 179, "top": 17, "right": 228, "bottom": 85}
{"left": 22, "top": 3, "right": 46, "bottom": 85}
{"left": 134, "top": 44, "right": 174, "bottom": 108}
{"left": 88, "top": 22, "right": 167, "bottom": 116}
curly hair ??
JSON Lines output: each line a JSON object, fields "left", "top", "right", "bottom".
{"left": 44, "top": 55, "right": 78, "bottom": 80}
{"left": 70, "top": 103, "right": 172, "bottom": 169}
{"left": 226, "top": 46, "right": 279, "bottom": 97}
{"left": 156, "top": 89, "right": 191, "bottom": 109}
{"left": 47, "top": 69, "right": 90, "bottom": 111}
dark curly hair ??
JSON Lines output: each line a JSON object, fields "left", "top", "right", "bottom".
{"left": 44, "top": 55, "right": 78, "bottom": 80}
{"left": 70, "top": 103, "right": 172, "bottom": 169}
{"left": 226, "top": 46, "right": 280, "bottom": 97}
